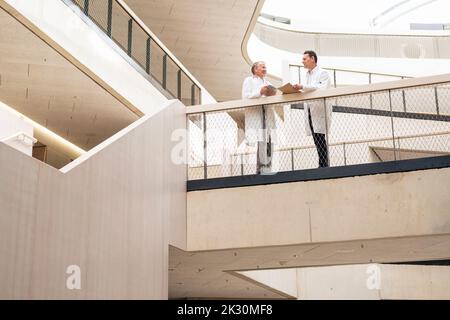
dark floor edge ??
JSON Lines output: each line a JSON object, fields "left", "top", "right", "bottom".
{"left": 187, "top": 155, "right": 450, "bottom": 191}
{"left": 391, "top": 259, "right": 450, "bottom": 266}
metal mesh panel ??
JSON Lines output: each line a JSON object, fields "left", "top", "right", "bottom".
{"left": 72, "top": 0, "right": 84, "bottom": 10}
{"left": 165, "top": 57, "right": 179, "bottom": 98}
{"left": 150, "top": 40, "right": 165, "bottom": 87}
{"left": 193, "top": 85, "right": 201, "bottom": 105}
{"left": 390, "top": 85, "right": 450, "bottom": 160}
{"left": 110, "top": 1, "right": 130, "bottom": 52}
{"left": 438, "top": 85, "right": 450, "bottom": 115}
{"left": 206, "top": 107, "right": 247, "bottom": 178}
{"left": 180, "top": 72, "right": 195, "bottom": 106}
{"left": 65, "top": 0, "right": 201, "bottom": 105}
{"left": 130, "top": 24, "right": 148, "bottom": 70}
{"left": 187, "top": 113, "right": 205, "bottom": 180}
{"left": 188, "top": 81, "right": 450, "bottom": 180}
{"left": 86, "top": 0, "right": 109, "bottom": 33}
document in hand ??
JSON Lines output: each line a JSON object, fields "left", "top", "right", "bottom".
{"left": 278, "top": 83, "right": 299, "bottom": 94}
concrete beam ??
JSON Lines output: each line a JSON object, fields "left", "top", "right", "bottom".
{"left": 187, "top": 167, "right": 450, "bottom": 251}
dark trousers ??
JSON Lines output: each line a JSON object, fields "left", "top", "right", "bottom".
{"left": 256, "top": 135, "right": 272, "bottom": 174}
{"left": 308, "top": 109, "right": 329, "bottom": 168}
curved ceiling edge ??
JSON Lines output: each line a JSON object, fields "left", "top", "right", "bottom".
{"left": 257, "top": 17, "right": 450, "bottom": 38}
{"left": 241, "top": 0, "right": 282, "bottom": 81}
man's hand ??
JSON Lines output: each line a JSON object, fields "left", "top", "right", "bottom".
{"left": 266, "top": 87, "right": 277, "bottom": 96}
{"left": 261, "top": 86, "right": 277, "bottom": 96}
{"left": 293, "top": 84, "right": 303, "bottom": 91}
{"left": 260, "top": 86, "right": 269, "bottom": 95}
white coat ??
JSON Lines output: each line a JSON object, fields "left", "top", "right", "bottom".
{"left": 241, "top": 76, "right": 277, "bottom": 146}
{"left": 303, "top": 67, "right": 332, "bottom": 136}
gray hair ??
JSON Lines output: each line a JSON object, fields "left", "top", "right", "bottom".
{"left": 251, "top": 61, "right": 265, "bottom": 75}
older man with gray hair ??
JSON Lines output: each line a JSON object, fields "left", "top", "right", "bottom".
{"left": 242, "top": 61, "right": 276, "bottom": 99}
{"left": 242, "top": 61, "right": 277, "bottom": 174}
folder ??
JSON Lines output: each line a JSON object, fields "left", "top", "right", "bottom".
{"left": 278, "top": 83, "right": 299, "bottom": 94}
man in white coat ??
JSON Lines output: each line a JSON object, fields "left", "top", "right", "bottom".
{"left": 293, "top": 51, "right": 332, "bottom": 168}
{"left": 242, "top": 61, "right": 277, "bottom": 174}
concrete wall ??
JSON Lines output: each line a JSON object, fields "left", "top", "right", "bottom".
{"left": 296, "top": 264, "right": 380, "bottom": 300}
{"left": 240, "top": 263, "right": 450, "bottom": 300}
{"left": 1, "top": 0, "right": 168, "bottom": 117}
{"left": 237, "top": 269, "right": 298, "bottom": 298}
{"left": 253, "top": 20, "right": 450, "bottom": 60}
{"left": 0, "top": 100, "right": 186, "bottom": 299}
{"left": 379, "top": 264, "right": 450, "bottom": 300}
{"left": 248, "top": 31, "right": 450, "bottom": 80}
{"left": 187, "top": 167, "right": 450, "bottom": 251}
{"left": 0, "top": 102, "right": 33, "bottom": 155}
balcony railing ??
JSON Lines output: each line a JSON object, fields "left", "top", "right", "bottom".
{"left": 288, "top": 64, "right": 410, "bottom": 88}
{"left": 65, "top": 0, "right": 201, "bottom": 106}
{"left": 187, "top": 74, "right": 450, "bottom": 181}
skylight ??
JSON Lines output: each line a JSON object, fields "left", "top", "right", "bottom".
{"left": 261, "top": 0, "right": 450, "bottom": 35}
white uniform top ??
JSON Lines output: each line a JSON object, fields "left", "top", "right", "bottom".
{"left": 241, "top": 76, "right": 276, "bottom": 146}
{"left": 304, "top": 66, "right": 330, "bottom": 91}
{"left": 241, "top": 76, "right": 272, "bottom": 99}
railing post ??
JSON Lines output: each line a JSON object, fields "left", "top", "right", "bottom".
{"left": 388, "top": 90, "right": 397, "bottom": 161}
{"left": 202, "top": 112, "right": 207, "bottom": 179}
{"left": 73, "top": 0, "right": 198, "bottom": 106}
{"left": 186, "top": 116, "right": 190, "bottom": 180}
{"left": 333, "top": 69, "right": 337, "bottom": 88}
{"left": 291, "top": 148, "right": 295, "bottom": 171}
{"left": 127, "top": 19, "right": 133, "bottom": 56}
{"left": 240, "top": 154, "right": 244, "bottom": 176}
{"left": 262, "top": 105, "right": 266, "bottom": 131}
{"left": 177, "top": 69, "right": 182, "bottom": 100}
{"left": 323, "top": 98, "right": 330, "bottom": 167}
{"left": 107, "top": 0, "right": 113, "bottom": 37}
{"left": 402, "top": 89, "right": 407, "bottom": 112}
{"left": 83, "top": 0, "right": 89, "bottom": 15}
{"left": 343, "top": 143, "right": 347, "bottom": 166}
{"left": 145, "top": 37, "right": 151, "bottom": 74}
{"left": 368, "top": 73, "right": 372, "bottom": 84}
{"left": 191, "top": 84, "right": 196, "bottom": 106}
{"left": 435, "top": 86, "right": 440, "bottom": 115}
{"left": 162, "top": 54, "right": 167, "bottom": 89}
{"left": 260, "top": 104, "right": 268, "bottom": 172}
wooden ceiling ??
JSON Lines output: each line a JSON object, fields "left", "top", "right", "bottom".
{"left": 0, "top": 8, "right": 138, "bottom": 152}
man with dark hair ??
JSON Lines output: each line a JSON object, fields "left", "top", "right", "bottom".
{"left": 303, "top": 50, "right": 318, "bottom": 63}
{"left": 293, "top": 50, "right": 332, "bottom": 168}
